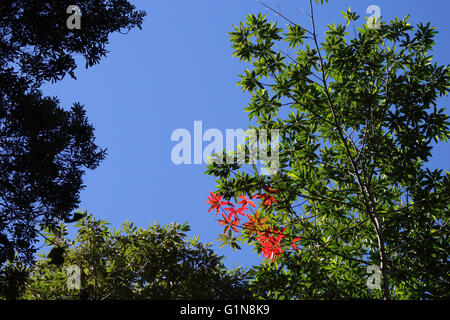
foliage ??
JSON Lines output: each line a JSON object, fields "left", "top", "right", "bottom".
{"left": 0, "top": 261, "right": 28, "bottom": 300}
{"left": 205, "top": 2, "right": 449, "bottom": 299}
{"left": 0, "top": 0, "right": 146, "bottom": 88}
{"left": 22, "top": 213, "right": 250, "bottom": 300}
{"left": 0, "top": 0, "right": 146, "bottom": 297}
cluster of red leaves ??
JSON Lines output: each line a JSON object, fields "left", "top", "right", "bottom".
{"left": 256, "top": 227, "right": 301, "bottom": 262}
{"left": 206, "top": 192, "right": 255, "bottom": 234}
{"left": 256, "top": 227, "right": 285, "bottom": 261}
{"left": 256, "top": 185, "right": 278, "bottom": 207}
{"left": 206, "top": 188, "right": 301, "bottom": 263}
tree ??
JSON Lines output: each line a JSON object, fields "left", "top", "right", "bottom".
{"left": 205, "top": 0, "right": 449, "bottom": 299}
{"left": 0, "top": 0, "right": 146, "bottom": 298}
{"left": 22, "top": 213, "right": 250, "bottom": 300}
{"left": 0, "top": 0, "right": 146, "bottom": 88}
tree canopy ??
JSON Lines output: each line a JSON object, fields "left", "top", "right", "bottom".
{"left": 0, "top": 0, "right": 146, "bottom": 298}
{"left": 22, "top": 213, "right": 250, "bottom": 300}
{"left": 205, "top": 1, "right": 449, "bottom": 299}
{"left": 1, "top": 0, "right": 449, "bottom": 301}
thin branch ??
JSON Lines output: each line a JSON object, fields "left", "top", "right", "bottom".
{"left": 307, "top": 0, "right": 390, "bottom": 299}
{"left": 259, "top": 1, "right": 314, "bottom": 36}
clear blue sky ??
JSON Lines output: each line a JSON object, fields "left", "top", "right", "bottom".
{"left": 40, "top": 0, "right": 449, "bottom": 269}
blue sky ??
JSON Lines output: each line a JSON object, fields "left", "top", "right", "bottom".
{"left": 40, "top": 0, "right": 450, "bottom": 269}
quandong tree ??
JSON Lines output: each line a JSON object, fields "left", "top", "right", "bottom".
{"left": 205, "top": 0, "right": 449, "bottom": 299}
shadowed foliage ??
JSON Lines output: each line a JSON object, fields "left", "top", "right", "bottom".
{"left": 0, "top": 0, "right": 146, "bottom": 298}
